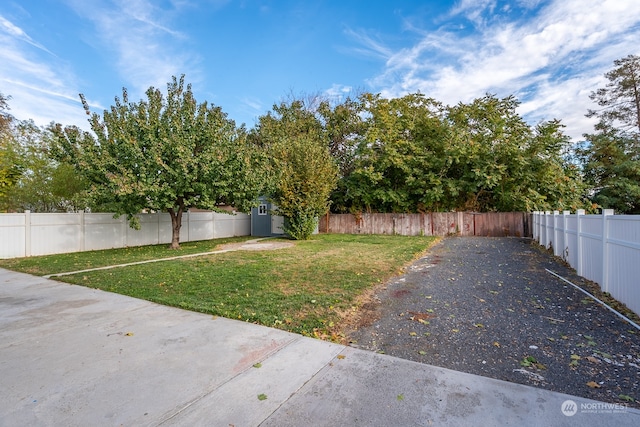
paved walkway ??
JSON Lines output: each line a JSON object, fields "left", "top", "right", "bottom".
{"left": 1, "top": 268, "right": 639, "bottom": 426}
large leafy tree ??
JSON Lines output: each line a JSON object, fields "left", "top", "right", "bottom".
{"left": 447, "top": 95, "right": 582, "bottom": 212}
{"left": 1, "top": 93, "right": 86, "bottom": 212}
{"left": 251, "top": 99, "right": 338, "bottom": 239}
{"left": 0, "top": 93, "right": 11, "bottom": 131}
{"left": 580, "top": 55, "right": 640, "bottom": 213}
{"left": 5, "top": 120, "right": 88, "bottom": 212}
{"left": 0, "top": 93, "right": 23, "bottom": 207}
{"left": 271, "top": 134, "right": 338, "bottom": 239}
{"left": 339, "top": 92, "right": 450, "bottom": 213}
{"left": 333, "top": 93, "right": 582, "bottom": 213}
{"left": 53, "top": 75, "right": 264, "bottom": 248}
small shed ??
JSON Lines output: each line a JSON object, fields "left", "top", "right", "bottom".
{"left": 251, "top": 196, "right": 285, "bottom": 237}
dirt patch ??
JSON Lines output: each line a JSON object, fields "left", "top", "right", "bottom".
{"left": 391, "top": 289, "right": 411, "bottom": 298}
{"left": 217, "top": 239, "right": 295, "bottom": 252}
{"left": 333, "top": 284, "right": 385, "bottom": 338}
{"left": 346, "top": 237, "right": 640, "bottom": 408}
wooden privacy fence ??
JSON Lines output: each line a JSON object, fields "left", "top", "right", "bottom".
{"left": 319, "top": 212, "right": 531, "bottom": 237}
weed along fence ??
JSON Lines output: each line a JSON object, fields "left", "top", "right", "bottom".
{"left": 0, "top": 211, "right": 250, "bottom": 259}
{"left": 532, "top": 210, "right": 640, "bottom": 316}
{"left": 319, "top": 212, "right": 531, "bottom": 237}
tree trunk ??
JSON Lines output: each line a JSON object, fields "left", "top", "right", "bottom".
{"left": 167, "top": 202, "right": 184, "bottom": 249}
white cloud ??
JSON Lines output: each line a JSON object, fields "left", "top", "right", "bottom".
{"left": 240, "top": 97, "right": 263, "bottom": 112}
{"left": 0, "top": 15, "right": 53, "bottom": 54}
{"left": 0, "top": 14, "right": 85, "bottom": 128}
{"left": 324, "top": 83, "right": 353, "bottom": 99}
{"left": 342, "top": 27, "right": 394, "bottom": 60}
{"left": 450, "top": 0, "right": 497, "bottom": 26}
{"left": 361, "top": 0, "right": 640, "bottom": 140}
{"left": 65, "top": 0, "right": 200, "bottom": 98}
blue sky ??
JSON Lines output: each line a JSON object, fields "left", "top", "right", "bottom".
{"left": 1, "top": 0, "right": 639, "bottom": 141}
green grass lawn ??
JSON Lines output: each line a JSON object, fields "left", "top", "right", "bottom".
{"left": 0, "top": 236, "right": 253, "bottom": 276}
{"left": 0, "top": 234, "right": 436, "bottom": 339}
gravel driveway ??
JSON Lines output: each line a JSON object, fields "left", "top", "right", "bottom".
{"left": 347, "top": 237, "right": 640, "bottom": 408}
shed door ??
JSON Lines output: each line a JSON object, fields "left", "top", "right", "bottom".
{"left": 252, "top": 202, "right": 271, "bottom": 236}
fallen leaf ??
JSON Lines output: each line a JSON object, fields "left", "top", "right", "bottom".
{"left": 493, "top": 341, "right": 501, "bottom": 348}
{"left": 409, "top": 332, "right": 417, "bottom": 336}
{"left": 125, "top": 332, "right": 134, "bottom": 336}
{"left": 595, "top": 350, "right": 613, "bottom": 359}
{"left": 418, "top": 350, "right": 427, "bottom": 355}
{"left": 409, "top": 311, "right": 435, "bottom": 321}
{"left": 397, "top": 394, "right": 404, "bottom": 401}
{"left": 257, "top": 393, "right": 268, "bottom": 401}
{"left": 473, "top": 323, "right": 484, "bottom": 328}
{"left": 586, "top": 381, "right": 601, "bottom": 389}
{"left": 619, "top": 394, "right": 634, "bottom": 402}
{"left": 586, "top": 356, "right": 600, "bottom": 364}
{"left": 253, "top": 363, "right": 262, "bottom": 368}
{"left": 570, "top": 354, "right": 581, "bottom": 360}
{"left": 452, "top": 329, "right": 459, "bottom": 333}
{"left": 337, "top": 354, "right": 346, "bottom": 360}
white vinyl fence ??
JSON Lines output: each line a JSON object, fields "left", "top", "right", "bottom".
{"left": 0, "top": 211, "right": 250, "bottom": 259}
{"left": 532, "top": 210, "right": 640, "bottom": 316}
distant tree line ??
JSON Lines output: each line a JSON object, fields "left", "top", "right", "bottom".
{"left": 577, "top": 54, "right": 640, "bottom": 214}
{"left": 1, "top": 54, "right": 639, "bottom": 245}
{"left": 256, "top": 92, "right": 583, "bottom": 214}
